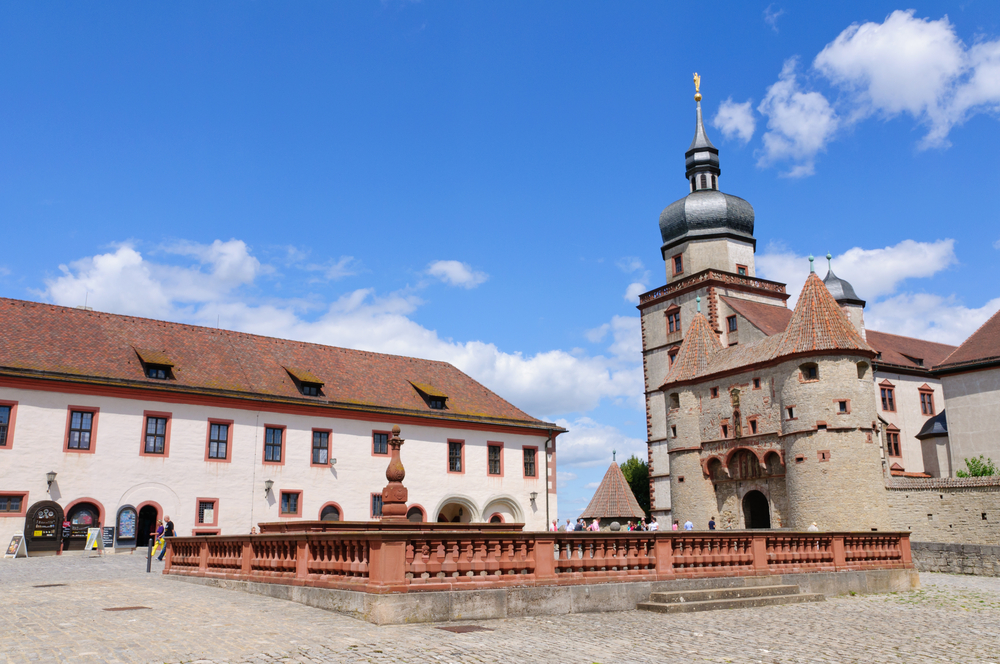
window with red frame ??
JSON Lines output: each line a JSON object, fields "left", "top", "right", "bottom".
{"left": 68, "top": 411, "right": 94, "bottom": 450}
{"left": 488, "top": 444, "right": 502, "bottom": 475}
{"left": 523, "top": 448, "right": 537, "bottom": 477}
{"left": 0, "top": 494, "right": 24, "bottom": 513}
{"left": 0, "top": 405, "right": 9, "bottom": 446}
{"left": 144, "top": 416, "right": 168, "bottom": 454}
{"left": 207, "top": 422, "right": 229, "bottom": 460}
{"left": 667, "top": 311, "right": 681, "bottom": 334}
{"left": 886, "top": 431, "right": 901, "bottom": 457}
{"left": 264, "top": 427, "right": 283, "bottom": 462}
{"left": 197, "top": 500, "right": 217, "bottom": 525}
{"left": 920, "top": 391, "right": 935, "bottom": 416}
{"left": 880, "top": 386, "right": 896, "bottom": 412}
{"left": 672, "top": 254, "right": 683, "bottom": 275}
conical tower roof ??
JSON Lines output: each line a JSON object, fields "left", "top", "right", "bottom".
{"left": 580, "top": 462, "right": 646, "bottom": 520}
{"left": 662, "top": 311, "right": 722, "bottom": 386}
{"left": 774, "top": 272, "right": 872, "bottom": 358}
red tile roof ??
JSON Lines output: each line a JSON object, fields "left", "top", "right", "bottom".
{"left": 866, "top": 331, "right": 956, "bottom": 371}
{"left": 0, "top": 297, "right": 555, "bottom": 430}
{"left": 935, "top": 307, "right": 1000, "bottom": 370}
{"left": 719, "top": 296, "right": 792, "bottom": 336}
{"left": 579, "top": 463, "right": 646, "bottom": 520}
{"left": 663, "top": 274, "right": 873, "bottom": 387}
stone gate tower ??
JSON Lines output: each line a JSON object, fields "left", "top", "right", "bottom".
{"left": 639, "top": 82, "right": 891, "bottom": 531}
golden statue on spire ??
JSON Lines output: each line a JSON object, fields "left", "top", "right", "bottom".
{"left": 693, "top": 72, "right": 702, "bottom": 102}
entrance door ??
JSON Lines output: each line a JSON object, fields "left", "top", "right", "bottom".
{"left": 65, "top": 503, "right": 100, "bottom": 551}
{"left": 24, "top": 501, "right": 64, "bottom": 554}
{"left": 742, "top": 491, "right": 771, "bottom": 529}
{"left": 136, "top": 505, "right": 159, "bottom": 548}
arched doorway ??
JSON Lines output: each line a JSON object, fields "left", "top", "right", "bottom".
{"left": 406, "top": 506, "right": 424, "bottom": 523}
{"left": 136, "top": 505, "right": 159, "bottom": 548}
{"left": 320, "top": 504, "right": 341, "bottom": 522}
{"left": 742, "top": 491, "right": 771, "bottom": 529}
{"left": 65, "top": 502, "right": 100, "bottom": 550}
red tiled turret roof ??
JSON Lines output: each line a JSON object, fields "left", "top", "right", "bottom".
{"left": 579, "top": 463, "right": 646, "bottom": 520}
{"left": 0, "top": 297, "right": 557, "bottom": 430}
{"left": 662, "top": 312, "right": 722, "bottom": 384}
{"left": 773, "top": 273, "right": 871, "bottom": 356}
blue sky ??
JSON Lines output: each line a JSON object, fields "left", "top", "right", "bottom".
{"left": 2, "top": 2, "right": 999, "bottom": 519}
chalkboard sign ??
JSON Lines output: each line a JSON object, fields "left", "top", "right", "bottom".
{"left": 102, "top": 527, "right": 115, "bottom": 548}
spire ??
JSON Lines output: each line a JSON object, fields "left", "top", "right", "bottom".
{"left": 774, "top": 273, "right": 872, "bottom": 357}
{"left": 685, "top": 72, "right": 720, "bottom": 184}
{"left": 662, "top": 312, "right": 723, "bottom": 386}
{"left": 580, "top": 462, "right": 646, "bottom": 521}
{"left": 822, "top": 253, "right": 866, "bottom": 307}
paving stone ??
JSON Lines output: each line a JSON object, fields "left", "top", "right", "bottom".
{"left": 2, "top": 554, "right": 1000, "bottom": 663}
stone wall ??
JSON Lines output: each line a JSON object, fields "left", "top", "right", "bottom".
{"left": 886, "top": 476, "right": 1000, "bottom": 546}
{"left": 911, "top": 541, "right": 1000, "bottom": 577}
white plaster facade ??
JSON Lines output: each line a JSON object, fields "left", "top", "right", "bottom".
{"left": 0, "top": 384, "right": 557, "bottom": 549}
{"left": 873, "top": 370, "right": 946, "bottom": 475}
{"left": 940, "top": 366, "right": 1000, "bottom": 475}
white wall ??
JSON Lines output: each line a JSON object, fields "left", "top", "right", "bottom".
{"left": 0, "top": 384, "right": 555, "bottom": 547}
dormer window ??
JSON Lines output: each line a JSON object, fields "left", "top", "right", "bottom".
{"left": 410, "top": 382, "right": 448, "bottom": 410}
{"left": 134, "top": 348, "right": 175, "bottom": 381}
{"left": 284, "top": 367, "right": 324, "bottom": 398}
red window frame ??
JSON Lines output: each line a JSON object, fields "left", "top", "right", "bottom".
{"left": 487, "top": 441, "right": 504, "bottom": 476}
{"left": 710, "top": 387, "right": 719, "bottom": 399}
{"left": 195, "top": 497, "right": 219, "bottom": 527}
{"left": 262, "top": 424, "right": 286, "bottom": 466}
{"left": 204, "top": 418, "right": 234, "bottom": 463}
{"left": 279, "top": 490, "right": 303, "bottom": 517}
{"left": 372, "top": 429, "right": 390, "bottom": 457}
{"left": 886, "top": 428, "right": 901, "bottom": 457}
{"left": 139, "top": 411, "right": 172, "bottom": 457}
{"left": 736, "top": 264, "right": 748, "bottom": 276}
{"left": 370, "top": 492, "right": 383, "bottom": 518}
{"left": 672, "top": 254, "right": 684, "bottom": 276}
{"left": 665, "top": 306, "right": 681, "bottom": 334}
{"left": 447, "top": 439, "right": 465, "bottom": 474}
{"left": 836, "top": 399, "right": 851, "bottom": 415}
{"left": 318, "top": 501, "right": 344, "bottom": 521}
{"left": 919, "top": 390, "right": 935, "bottom": 416}
{"left": 64, "top": 406, "right": 100, "bottom": 454}
{"left": 0, "top": 399, "right": 19, "bottom": 450}
{"left": 879, "top": 381, "right": 896, "bottom": 412}
{"left": 0, "top": 491, "right": 29, "bottom": 517}
{"left": 752, "top": 377, "right": 761, "bottom": 390}
{"left": 522, "top": 446, "right": 538, "bottom": 478}
{"left": 748, "top": 417, "right": 758, "bottom": 435}
{"left": 310, "top": 428, "right": 332, "bottom": 467}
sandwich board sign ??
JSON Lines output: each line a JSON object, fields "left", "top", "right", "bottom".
{"left": 85, "top": 527, "right": 104, "bottom": 554}
{"left": 5, "top": 534, "right": 27, "bottom": 558}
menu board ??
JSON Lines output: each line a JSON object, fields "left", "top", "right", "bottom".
{"left": 32, "top": 507, "right": 59, "bottom": 540}
{"left": 5, "top": 534, "right": 25, "bottom": 557}
{"left": 117, "top": 509, "right": 137, "bottom": 539}
{"left": 102, "top": 527, "right": 115, "bottom": 548}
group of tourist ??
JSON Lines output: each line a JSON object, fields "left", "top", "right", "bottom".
{"left": 549, "top": 517, "right": 660, "bottom": 532}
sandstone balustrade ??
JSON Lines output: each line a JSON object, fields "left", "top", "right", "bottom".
{"left": 163, "top": 529, "right": 913, "bottom": 593}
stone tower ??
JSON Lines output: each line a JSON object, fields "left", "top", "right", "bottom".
{"left": 639, "top": 84, "right": 790, "bottom": 525}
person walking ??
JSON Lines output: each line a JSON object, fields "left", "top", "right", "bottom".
{"left": 157, "top": 515, "right": 174, "bottom": 561}
{"left": 672, "top": 520, "right": 679, "bottom": 531}
{"left": 151, "top": 519, "right": 165, "bottom": 559}
{"left": 683, "top": 520, "right": 694, "bottom": 531}
{"left": 708, "top": 517, "right": 716, "bottom": 530}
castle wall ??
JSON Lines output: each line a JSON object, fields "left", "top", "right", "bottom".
{"left": 887, "top": 478, "right": 1000, "bottom": 545}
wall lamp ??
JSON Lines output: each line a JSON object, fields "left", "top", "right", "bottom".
{"left": 46, "top": 471, "right": 57, "bottom": 492}
{"left": 329, "top": 457, "right": 337, "bottom": 466}
{"left": 264, "top": 479, "right": 274, "bottom": 496}
{"left": 529, "top": 491, "right": 538, "bottom": 505}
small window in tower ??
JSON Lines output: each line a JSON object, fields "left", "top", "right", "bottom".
{"left": 838, "top": 400, "right": 848, "bottom": 413}
{"left": 721, "top": 424, "right": 729, "bottom": 438}
{"left": 753, "top": 378, "right": 761, "bottom": 389}
{"left": 710, "top": 387, "right": 719, "bottom": 399}
{"left": 857, "top": 362, "right": 869, "bottom": 379}
{"left": 672, "top": 254, "right": 684, "bottom": 276}
{"left": 668, "top": 348, "right": 679, "bottom": 366}
{"left": 712, "top": 175, "right": 717, "bottom": 189}
{"left": 669, "top": 393, "right": 680, "bottom": 409}
{"left": 727, "top": 316, "right": 737, "bottom": 332}
{"left": 749, "top": 419, "right": 758, "bottom": 434}
{"left": 736, "top": 264, "right": 748, "bottom": 276}
{"left": 786, "top": 407, "right": 795, "bottom": 420}
{"left": 800, "top": 363, "right": 819, "bottom": 381}
{"left": 670, "top": 425, "right": 677, "bottom": 438}
{"left": 699, "top": 174, "right": 707, "bottom": 189}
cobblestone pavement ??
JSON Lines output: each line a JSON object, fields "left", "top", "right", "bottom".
{"left": 3, "top": 554, "right": 1000, "bottom": 663}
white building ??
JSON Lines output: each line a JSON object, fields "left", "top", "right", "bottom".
{"left": 0, "top": 298, "right": 561, "bottom": 553}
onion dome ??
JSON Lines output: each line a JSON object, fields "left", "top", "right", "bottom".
{"left": 659, "top": 81, "right": 755, "bottom": 257}
{"left": 823, "top": 254, "right": 865, "bottom": 307}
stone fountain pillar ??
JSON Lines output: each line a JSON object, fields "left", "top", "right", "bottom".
{"left": 380, "top": 425, "right": 408, "bottom": 521}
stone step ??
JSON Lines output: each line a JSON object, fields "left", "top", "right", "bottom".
{"left": 648, "top": 584, "right": 801, "bottom": 604}
{"left": 638, "top": 591, "right": 825, "bottom": 614}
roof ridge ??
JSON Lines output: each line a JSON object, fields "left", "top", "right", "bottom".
{"left": 935, "top": 307, "right": 1000, "bottom": 368}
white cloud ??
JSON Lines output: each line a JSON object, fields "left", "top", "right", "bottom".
{"left": 993, "top": 239, "right": 1000, "bottom": 250}
{"left": 624, "top": 282, "right": 646, "bottom": 303}
{"left": 305, "top": 256, "right": 360, "bottom": 280}
{"left": 427, "top": 260, "right": 488, "bottom": 289}
{"left": 557, "top": 471, "right": 578, "bottom": 483}
{"left": 813, "top": 10, "right": 977, "bottom": 148}
{"left": 757, "top": 239, "right": 957, "bottom": 305}
{"left": 616, "top": 257, "right": 644, "bottom": 273}
{"left": 867, "top": 294, "right": 1000, "bottom": 346}
{"left": 584, "top": 481, "right": 601, "bottom": 490}
{"left": 713, "top": 98, "right": 756, "bottom": 143}
{"left": 554, "top": 417, "right": 646, "bottom": 469}
{"left": 763, "top": 4, "right": 785, "bottom": 33}
{"left": 757, "top": 59, "right": 839, "bottom": 177}
{"left": 42, "top": 241, "right": 642, "bottom": 419}
{"left": 755, "top": 238, "right": 995, "bottom": 345}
